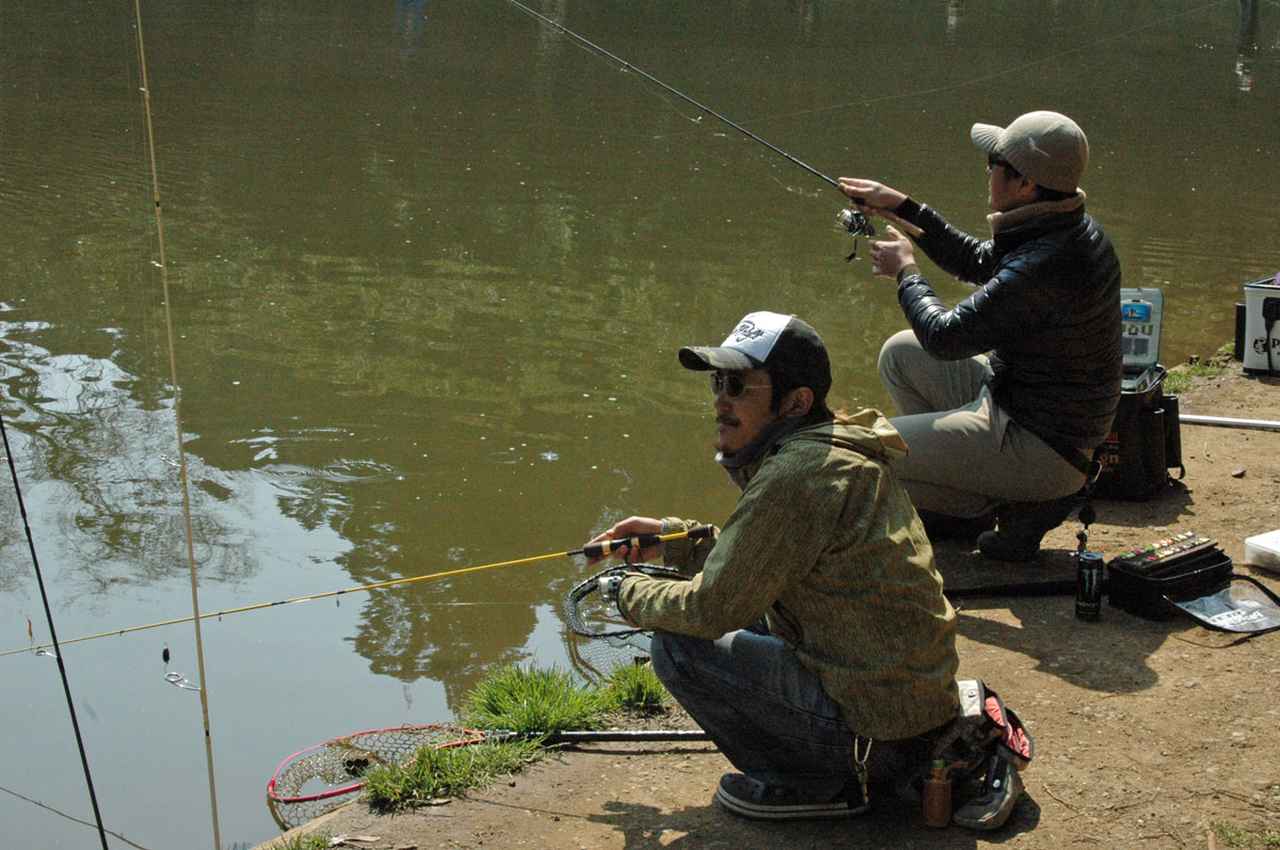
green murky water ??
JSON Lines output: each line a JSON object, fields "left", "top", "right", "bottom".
{"left": 2, "top": 1, "right": 1277, "bottom": 845}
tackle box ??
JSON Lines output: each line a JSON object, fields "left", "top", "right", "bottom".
{"left": 1107, "top": 533, "right": 1233, "bottom": 620}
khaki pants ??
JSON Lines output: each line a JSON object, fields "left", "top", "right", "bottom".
{"left": 878, "top": 330, "right": 1085, "bottom": 518}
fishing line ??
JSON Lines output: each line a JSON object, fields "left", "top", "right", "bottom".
{"left": 130, "top": 0, "right": 224, "bottom": 846}
{"left": 551, "top": 23, "right": 705, "bottom": 127}
{"left": 5, "top": 526, "right": 714, "bottom": 659}
{"left": 653, "top": 0, "right": 1233, "bottom": 141}
{"left": 0, "top": 783, "right": 153, "bottom": 850}
{"left": 500, "top": 0, "right": 843, "bottom": 191}
{"left": 0, "top": 414, "right": 110, "bottom": 849}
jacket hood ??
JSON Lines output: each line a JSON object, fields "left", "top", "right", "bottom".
{"left": 784, "top": 408, "right": 909, "bottom": 464}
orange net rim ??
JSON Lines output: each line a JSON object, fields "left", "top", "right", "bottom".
{"left": 266, "top": 723, "right": 488, "bottom": 804}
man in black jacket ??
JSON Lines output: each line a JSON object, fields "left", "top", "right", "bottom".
{"left": 838, "top": 111, "right": 1122, "bottom": 561}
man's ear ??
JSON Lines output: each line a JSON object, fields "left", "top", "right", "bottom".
{"left": 782, "top": 387, "right": 815, "bottom": 418}
{"left": 1016, "top": 176, "right": 1040, "bottom": 204}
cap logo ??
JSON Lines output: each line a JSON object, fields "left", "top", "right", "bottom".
{"left": 719, "top": 310, "right": 793, "bottom": 364}
{"left": 729, "top": 320, "right": 767, "bottom": 343}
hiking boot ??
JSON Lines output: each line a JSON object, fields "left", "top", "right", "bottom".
{"left": 977, "top": 493, "right": 1083, "bottom": 562}
{"left": 713, "top": 773, "right": 868, "bottom": 821}
{"left": 918, "top": 509, "right": 997, "bottom": 543}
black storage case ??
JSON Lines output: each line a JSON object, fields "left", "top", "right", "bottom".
{"left": 1107, "top": 546, "right": 1233, "bottom": 619}
{"left": 1092, "top": 365, "right": 1183, "bottom": 501}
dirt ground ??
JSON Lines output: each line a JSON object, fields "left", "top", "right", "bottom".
{"left": 259, "top": 366, "right": 1280, "bottom": 850}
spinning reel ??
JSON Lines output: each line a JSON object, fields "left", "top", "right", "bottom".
{"left": 836, "top": 206, "right": 877, "bottom": 262}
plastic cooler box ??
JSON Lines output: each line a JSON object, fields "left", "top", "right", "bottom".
{"left": 1242, "top": 274, "right": 1280, "bottom": 374}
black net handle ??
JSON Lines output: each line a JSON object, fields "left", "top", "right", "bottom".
{"left": 565, "top": 563, "right": 686, "bottom": 639}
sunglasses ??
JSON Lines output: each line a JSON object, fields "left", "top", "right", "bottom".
{"left": 710, "top": 371, "right": 770, "bottom": 398}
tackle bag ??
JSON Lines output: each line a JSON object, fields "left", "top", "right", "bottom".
{"left": 1092, "top": 365, "right": 1184, "bottom": 501}
{"left": 905, "top": 679, "right": 1034, "bottom": 832}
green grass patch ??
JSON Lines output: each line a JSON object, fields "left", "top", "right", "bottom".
{"left": 361, "top": 663, "right": 676, "bottom": 814}
{"left": 1164, "top": 362, "right": 1223, "bottom": 395}
{"left": 363, "top": 738, "right": 542, "bottom": 812}
{"left": 603, "top": 663, "right": 668, "bottom": 714}
{"left": 463, "top": 664, "right": 610, "bottom": 734}
{"left": 1211, "top": 820, "right": 1280, "bottom": 848}
{"left": 1164, "top": 342, "right": 1235, "bottom": 396}
{"left": 273, "top": 833, "right": 333, "bottom": 850}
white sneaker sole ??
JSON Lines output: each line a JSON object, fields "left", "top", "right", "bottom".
{"left": 713, "top": 786, "right": 869, "bottom": 821}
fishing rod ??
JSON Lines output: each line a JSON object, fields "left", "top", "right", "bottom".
{"left": 505, "top": 0, "right": 837, "bottom": 188}
{"left": 4, "top": 525, "right": 716, "bottom": 659}
{"left": 499, "top": 0, "right": 885, "bottom": 257}
{"left": 1, "top": 413, "right": 111, "bottom": 849}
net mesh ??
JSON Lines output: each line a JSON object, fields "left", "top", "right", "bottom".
{"left": 563, "top": 563, "right": 684, "bottom": 682}
{"left": 266, "top": 723, "right": 485, "bottom": 831}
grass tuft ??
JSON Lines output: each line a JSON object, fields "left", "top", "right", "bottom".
{"left": 1211, "top": 820, "right": 1280, "bottom": 848}
{"left": 358, "top": 662, "right": 673, "bottom": 815}
{"left": 463, "top": 664, "right": 610, "bottom": 734}
{"left": 603, "top": 663, "right": 668, "bottom": 714}
{"left": 272, "top": 833, "right": 334, "bottom": 850}
{"left": 363, "top": 739, "right": 541, "bottom": 812}
{"left": 1164, "top": 342, "right": 1234, "bottom": 396}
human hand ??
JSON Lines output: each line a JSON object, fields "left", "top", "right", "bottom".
{"left": 837, "top": 177, "right": 907, "bottom": 213}
{"left": 869, "top": 226, "right": 915, "bottom": 279}
{"left": 584, "top": 515, "right": 663, "bottom": 566}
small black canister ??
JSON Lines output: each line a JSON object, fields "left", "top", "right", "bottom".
{"left": 1075, "top": 551, "right": 1104, "bottom": 621}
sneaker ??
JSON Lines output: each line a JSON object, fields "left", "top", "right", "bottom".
{"left": 977, "top": 493, "right": 1083, "bottom": 562}
{"left": 952, "top": 755, "right": 1024, "bottom": 831}
{"left": 713, "top": 773, "right": 868, "bottom": 821}
{"left": 918, "top": 509, "right": 996, "bottom": 543}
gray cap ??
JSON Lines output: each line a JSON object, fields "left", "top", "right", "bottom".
{"left": 678, "top": 311, "right": 831, "bottom": 403}
{"left": 970, "top": 110, "right": 1088, "bottom": 193}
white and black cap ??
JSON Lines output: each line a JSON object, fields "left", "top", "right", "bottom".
{"left": 678, "top": 311, "right": 831, "bottom": 403}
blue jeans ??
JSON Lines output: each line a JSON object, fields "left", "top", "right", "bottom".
{"left": 649, "top": 628, "right": 931, "bottom": 797}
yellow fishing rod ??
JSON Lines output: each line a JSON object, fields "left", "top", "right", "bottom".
{"left": 5, "top": 525, "right": 715, "bottom": 659}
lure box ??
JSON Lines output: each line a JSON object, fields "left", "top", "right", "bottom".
{"left": 1244, "top": 529, "right": 1280, "bottom": 574}
{"left": 1107, "top": 535, "right": 1233, "bottom": 620}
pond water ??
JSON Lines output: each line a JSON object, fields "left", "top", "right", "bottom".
{"left": 2, "top": 1, "right": 1278, "bottom": 846}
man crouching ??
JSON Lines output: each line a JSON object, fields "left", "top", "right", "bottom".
{"left": 587, "top": 311, "right": 960, "bottom": 820}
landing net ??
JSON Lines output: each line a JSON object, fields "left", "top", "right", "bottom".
{"left": 563, "top": 563, "right": 685, "bottom": 682}
{"left": 265, "top": 723, "right": 485, "bottom": 830}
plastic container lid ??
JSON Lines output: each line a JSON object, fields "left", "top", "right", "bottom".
{"left": 1244, "top": 528, "right": 1280, "bottom": 574}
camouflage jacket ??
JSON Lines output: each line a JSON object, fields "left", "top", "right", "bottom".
{"left": 618, "top": 410, "right": 959, "bottom": 740}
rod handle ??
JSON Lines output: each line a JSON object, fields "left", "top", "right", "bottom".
{"left": 576, "top": 524, "right": 715, "bottom": 559}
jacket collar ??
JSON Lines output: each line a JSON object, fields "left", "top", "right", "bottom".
{"left": 716, "top": 413, "right": 822, "bottom": 490}
{"left": 988, "top": 190, "right": 1086, "bottom": 245}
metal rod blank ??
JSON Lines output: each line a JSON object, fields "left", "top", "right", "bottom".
{"left": 1179, "top": 413, "right": 1280, "bottom": 432}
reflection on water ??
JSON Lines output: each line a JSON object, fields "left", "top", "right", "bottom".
{"left": 4, "top": 0, "right": 1280, "bottom": 846}
{"left": 1236, "top": 0, "right": 1259, "bottom": 91}
{"left": 393, "top": 0, "right": 429, "bottom": 62}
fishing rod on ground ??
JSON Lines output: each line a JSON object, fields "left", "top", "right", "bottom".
{"left": 498, "top": 0, "right": 920, "bottom": 259}
{"left": 4, "top": 525, "right": 717, "bottom": 659}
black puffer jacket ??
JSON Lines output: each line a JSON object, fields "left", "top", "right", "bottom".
{"left": 891, "top": 197, "right": 1122, "bottom": 463}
